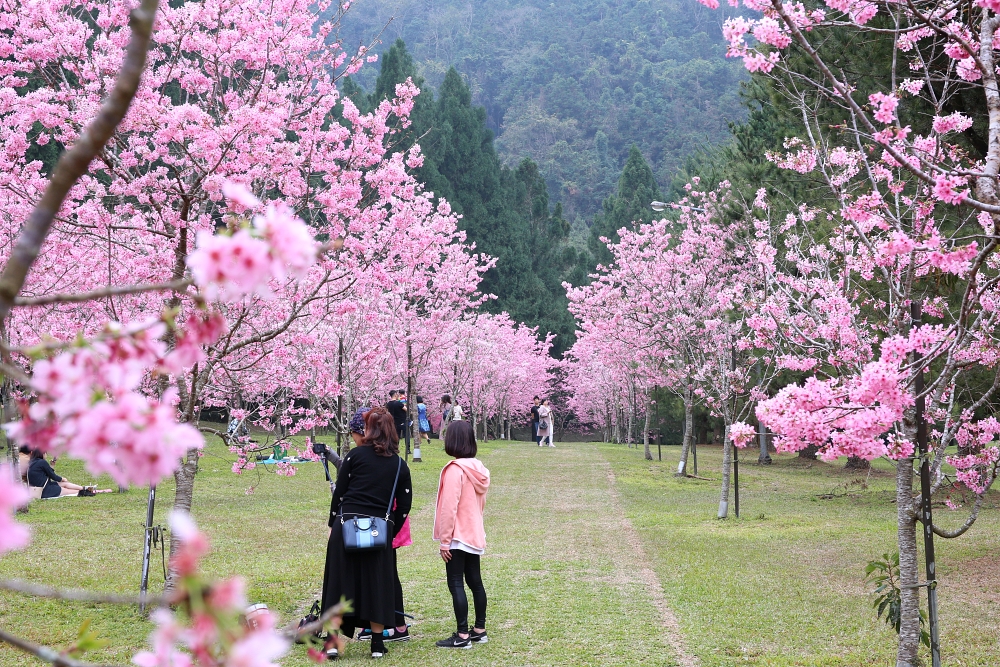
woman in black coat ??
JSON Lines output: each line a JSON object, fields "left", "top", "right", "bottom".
{"left": 321, "top": 407, "right": 412, "bottom": 659}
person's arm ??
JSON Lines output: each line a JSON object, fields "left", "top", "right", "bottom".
{"left": 324, "top": 447, "right": 342, "bottom": 472}
{"left": 435, "top": 465, "right": 462, "bottom": 552}
{"left": 328, "top": 452, "right": 353, "bottom": 528}
{"left": 41, "top": 460, "right": 63, "bottom": 483}
{"left": 392, "top": 464, "right": 413, "bottom": 537}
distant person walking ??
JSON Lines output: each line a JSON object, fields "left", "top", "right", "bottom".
{"left": 537, "top": 399, "right": 554, "bottom": 447}
{"left": 321, "top": 407, "right": 412, "bottom": 659}
{"left": 433, "top": 421, "right": 491, "bottom": 649}
{"left": 440, "top": 395, "right": 453, "bottom": 439}
{"left": 530, "top": 396, "right": 541, "bottom": 445}
{"left": 417, "top": 396, "right": 432, "bottom": 445}
{"left": 386, "top": 390, "right": 407, "bottom": 443}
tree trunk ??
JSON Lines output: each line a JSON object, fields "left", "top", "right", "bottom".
{"left": 166, "top": 448, "right": 200, "bottom": 590}
{"left": 626, "top": 406, "right": 634, "bottom": 447}
{"left": 798, "top": 443, "right": 819, "bottom": 460}
{"left": 895, "top": 455, "right": 920, "bottom": 667}
{"left": 845, "top": 455, "right": 870, "bottom": 471}
{"left": 677, "top": 388, "right": 694, "bottom": 476}
{"left": 642, "top": 398, "right": 652, "bottom": 461}
{"left": 758, "top": 422, "right": 772, "bottom": 465}
{"left": 718, "top": 422, "right": 732, "bottom": 518}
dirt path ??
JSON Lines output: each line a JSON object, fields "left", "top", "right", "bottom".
{"left": 370, "top": 440, "right": 694, "bottom": 666}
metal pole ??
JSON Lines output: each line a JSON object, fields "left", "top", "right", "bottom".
{"left": 336, "top": 337, "right": 344, "bottom": 456}
{"left": 732, "top": 347, "right": 739, "bottom": 518}
{"left": 139, "top": 484, "right": 156, "bottom": 613}
{"left": 912, "top": 301, "right": 941, "bottom": 667}
{"left": 405, "top": 341, "right": 413, "bottom": 461}
{"left": 692, "top": 440, "right": 698, "bottom": 476}
{"left": 733, "top": 442, "right": 740, "bottom": 518}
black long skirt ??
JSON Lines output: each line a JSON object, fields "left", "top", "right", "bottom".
{"left": 321, "top": 518, "right": 396, "bottom": 634}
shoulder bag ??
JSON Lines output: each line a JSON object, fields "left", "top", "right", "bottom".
{"left": 340, "top": 458, "right": 402, "bottom": 552}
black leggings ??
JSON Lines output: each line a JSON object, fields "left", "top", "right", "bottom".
{"left": 393, "top": 550, "right": 405, "bottom": 628}
{"left": 445, "top": 550, "right": 487, "bottom": 633}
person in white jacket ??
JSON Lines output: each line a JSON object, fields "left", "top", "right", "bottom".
{"left": 536, "top": 399, "right": 554, "bottom": 447}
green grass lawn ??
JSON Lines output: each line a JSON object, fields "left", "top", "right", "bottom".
{"left": 603, "top": 442, "right": 1000, "bottom": 666}
{"left": 1, "top": 438, "right": 997, "bottom": 666}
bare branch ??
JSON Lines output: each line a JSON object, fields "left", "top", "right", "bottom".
{"left": 0, "top": 578, "right": 164, "bottom": 606}
{"left": 931, "top": 492, "right": 988, "bottom": 538}
{"left": 15, "top": 279, "right": 191, "bottom": 307}
{"left": 0, "top": 626, "right": 120, "bottom": 667}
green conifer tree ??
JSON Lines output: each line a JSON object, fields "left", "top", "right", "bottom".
{"left": 588, "top": 145, "right": 662, "bottom": 268}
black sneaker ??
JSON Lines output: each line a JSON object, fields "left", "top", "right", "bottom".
{"left": 356, "top": 629, "right": 372, "bottom": 641}
{"left": 325, "top": 647, "right": 338, "bottom": 661}
{"left": 470, "top": 629, "right": 488, "bottom": 644}
{"left": 370, "top": 638, "right": 387, "bottom": 659}
{"left": 435, "top": 633, "right": 472, "bottom": 649}
{"left": 384, "top": 628, "right": 410, "bottom": 642}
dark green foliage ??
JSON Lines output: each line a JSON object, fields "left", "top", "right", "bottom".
{"left": 865, "top": 552, "right": 931, "bottom": 648}
{"left": 359, "top": 45, "right": 579, "bottom": 355}
{"left": 332, "top": 0, "right": 745, "bottom": 219}
{"left": 588, "top": 145, "right": 662, "bottom": 268}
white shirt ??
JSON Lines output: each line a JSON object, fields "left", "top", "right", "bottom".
{"left": 452, "top": 404, "right": 464, "bottom": 420}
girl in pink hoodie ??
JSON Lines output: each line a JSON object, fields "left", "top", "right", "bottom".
{"left": 433, "top": 420, "right": 491, "bottom": 649}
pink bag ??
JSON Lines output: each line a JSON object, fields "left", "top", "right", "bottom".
{"left": 392, "top": 499, "right": 413, "bottom": 548}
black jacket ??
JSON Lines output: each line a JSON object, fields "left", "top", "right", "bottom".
{"left": 328, "top": 445, "right": 412, "bottom": 536}
{"left": 386, "top": 400, "right": 407, "bottom": 434}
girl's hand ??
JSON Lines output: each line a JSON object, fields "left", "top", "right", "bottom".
{"left": 440, "top": 547, "right": 452, "bottom": 562}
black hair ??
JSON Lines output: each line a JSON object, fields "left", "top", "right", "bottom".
{"left": 441, "top": 394, "right": 452, "bottom": 405}
{"left": 444, "top": 420, "right": 477, "bottom": 459}
{"left": 29, "top": 449, "right": 45, "bottom": 461}
{"left": 388, "top": 389, "right": 398, "bottom": 398}
{"left": 416, "top": 395, "right": 424, "bottom": 403}
{"left": 533, "top": 396, "right": 539, "bottom": 401}
{"left": 18, "top": 445, "right": 31, "bottom": 455}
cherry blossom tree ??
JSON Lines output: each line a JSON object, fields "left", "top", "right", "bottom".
{"left": 567, "top": 181, "right": 776, "bottom": 508}
{"left": 691, "top": 0, "right": 1000, "bottom": 660}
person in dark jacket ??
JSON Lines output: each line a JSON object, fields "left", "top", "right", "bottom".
{"left": 26, "top": 450, "right": 85, "bottom": 498}
{"left": 386, "top": 390, "right": 407, "bottom": 442}
{"left": 321, "top": 407, "right": 412, "bottom": 659}
{"left": 530, "top": 396, "right": 541, "bottom": 445}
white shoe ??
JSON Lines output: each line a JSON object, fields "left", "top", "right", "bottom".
{"left": 549, "top": 444, "right": 555, "bottom": 447}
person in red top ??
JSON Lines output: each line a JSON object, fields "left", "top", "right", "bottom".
{"left": 433, "top": 420, "right": 491, "bottom": 649}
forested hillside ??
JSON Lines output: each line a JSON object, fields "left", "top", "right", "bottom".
{"left": 345, "top": 44, "right": 582, "bottom": 356}
{"left": 334, "top": 0, "right": 745, "bottom": 221}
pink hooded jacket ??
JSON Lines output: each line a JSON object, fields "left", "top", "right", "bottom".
{"left": 433, "top": 458, "right": 491, "bottom": 551}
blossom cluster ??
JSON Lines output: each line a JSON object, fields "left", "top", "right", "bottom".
{"left": 132, "top": 512, "right": 291, "bottom": 667}
{"left": 188, "top": 184, "right": 318, "bottom": 301}
{"left": 4, "top": 320, "right": 218, "bottom": 487}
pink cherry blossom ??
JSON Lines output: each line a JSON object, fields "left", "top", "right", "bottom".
{"left": 0, "top": 468, "right": 30, "bottom": 555}
{"left": 932, "top": 173, "right": 969, "bottom": 205}
{"left": 868, "top": 92, "right": 899, "bottom": 124}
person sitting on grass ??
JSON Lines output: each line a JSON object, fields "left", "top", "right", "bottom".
{"left": 26, "top": 449, "right": 90, "bottom": 498}
{"left": 433, "top": 420, "right": 491, "bottom": 649}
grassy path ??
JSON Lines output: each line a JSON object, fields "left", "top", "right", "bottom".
{"left": 323, "top": 439, "right": 685, "bottom": 665}
{"left": 0, "top": 439, "right": 685, "bottom": 667}
{"left": 5, "top": 438, "right": 995, "bottom": 666}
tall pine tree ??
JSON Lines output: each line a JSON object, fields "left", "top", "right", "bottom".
{"left": 364, "top": 46, "right": 581, "bottom": 354}
{"left": 587, "top": 145, "right": 662, "bottom": 268}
